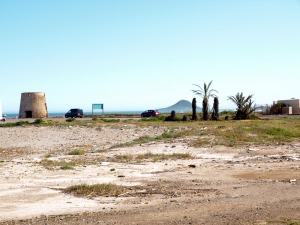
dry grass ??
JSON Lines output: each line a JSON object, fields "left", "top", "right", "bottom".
{"left": 3, "top": 116, "right": 300, "bottom": 151}
{"left": 38, "top": 153, "right": 105, "bottom": 170}
{"left": 177, "top": 119, "right": 300, "bottom": 147}
{"left": 75, "top": 117, "right": 300, "bottom": 148}
{"left": 64, "top": 183, "right": 126, "bottom": 197}
{"left": 110, "top": 152, "right": 193, "bottom": 163}
{"left": 267, "top": 218, "right": 300, "bottom": 225}
{"left": 39, "top": 159, "right": 76, "bottom": 170}
{"left": 68, "top": 149, "right": 86, "bottom": 155}
{"left": 0, "top": 147, "right": 30, "bottom": 160}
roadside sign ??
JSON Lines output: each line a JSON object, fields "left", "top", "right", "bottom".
{"left": 92, "top": 104, "right": 104, "bottom": 115}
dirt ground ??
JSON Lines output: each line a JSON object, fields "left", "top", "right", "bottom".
{"left": 0, "top": 122, "right": 300, "bottom": 224}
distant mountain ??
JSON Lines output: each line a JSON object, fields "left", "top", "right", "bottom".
{"left": 157, "top": 100, "right": 202, "bottom": 113}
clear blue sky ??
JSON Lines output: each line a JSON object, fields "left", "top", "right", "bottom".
{"left": 1, "top": 1, "right": 300, "bottom": 113}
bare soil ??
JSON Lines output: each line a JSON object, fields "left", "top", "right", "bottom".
{"left": 0, "top": 123, "right": 300, "bottom": 224}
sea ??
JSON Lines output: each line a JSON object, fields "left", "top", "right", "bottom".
{"left": 3, "top": 109, "right": 235, "bottom": 118}
{"left": 3, "top": 111, "right": 142, "bottom": 118}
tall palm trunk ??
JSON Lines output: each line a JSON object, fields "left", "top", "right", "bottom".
{"left": 212, "top": 97, "right": 219, "bottom": 120}
{"left": 192, "top": 98, "right": 198, "bottom": 120}
{"left": 192, "top": 80, "right": 218, "bottom": 121}
{"left": 202, "top": 96, "right": 209, "bottom": 121}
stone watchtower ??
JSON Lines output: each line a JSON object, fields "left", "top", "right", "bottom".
{"left": 19, "top": 92, "right": 48, "bottom": 118}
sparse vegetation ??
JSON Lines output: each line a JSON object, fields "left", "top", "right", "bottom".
{"left": 220, "top": 110, "right": 235, "bottom": 118}
{"left": 111, "top": 152, "right": 193, "bottom": 163}
{"left": 99, "top": 118, "right": 120, "bottom": 123}
{"left": 68, "top": 149, "right": 86, "bottom": 155}
{"left": 136, "top": 152, "right": 192, "bottom": 162}
{"left": 140, "top": 116, "right": 166, "bottom": 122}
{"left": 60, "top": 163, "right": 75, "bottom": 170}
{"left": 110, "top": 130, "right": 176, "bottom": 149}
{"left": 0, "top": 120, "right": 29, "bottom": 127}
{"left": 190, "top": 119, "right": 300, "bottom": 147}
{"left": 34, "top": 118, "right": 44, "bottom": 124}
{"left": 267, "top": 218, "right": 300, "bottom": 225}
{"left": 103, "top": 117, "right": 300, "bottom": 148}
{"left": 39, "top": 159, "right": 76, "bottom": 170}
{"left": 66, "top": 117, "right": 76, "bottom": 122}
{"left": 64, "top": 183, "right": 126, "bottom": 197}
{"left": 2, "top": 116, "right": 300, "bottom": 224}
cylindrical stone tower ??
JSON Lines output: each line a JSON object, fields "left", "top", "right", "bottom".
{"left": 19, "top": 92, "right": 48, "bottom": 118}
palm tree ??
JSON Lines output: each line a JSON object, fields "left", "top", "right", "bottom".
{"left": 212, "top": 97, "right": 219, "bottom": 120}
{"left": 228, "top": 92, "right": 257, "bottom": 120}
{"left": 192, "top": 81, "right": 218, "bottom": 121}
{"left": 192, "top": 98, "right": 198, "bottom": 120}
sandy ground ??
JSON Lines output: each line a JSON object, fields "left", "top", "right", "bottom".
{"left": 0, "top": 122, "right": 300, "bottom": 224}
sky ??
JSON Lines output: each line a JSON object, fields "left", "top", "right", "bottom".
{"left": 1, "top": 0, "right": 300, "bottom": 113}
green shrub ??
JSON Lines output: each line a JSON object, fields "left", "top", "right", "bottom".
{"left": 68, "top": 149, "right": 86, "bottom": 155}
{"left": 39, "top": 159, "right": 77, "bottom": 170}
{"left": 0, "top": 120, "right": 30, "bottom": 127}
{"left": 34, "top": 118, "right": 44, "bottom": 124}
{"left": 16, "top": 121, "right": 29, "bottom": 126}
{"left": 60, "top": 163, "right": 74, "bottom": 170}
{"left": 66, "top": 118, "right": 76, "bottom": 122}
{"left": 161, "top": 131, "right": 174, "bottom": 139}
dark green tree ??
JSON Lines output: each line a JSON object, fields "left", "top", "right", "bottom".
{"left": 269, "top": 103, "right": 286, "bottom": 114}
{"left": 192, "top": 81, "right": 218, "bottom": 121}
{"left": 228, "top": 92, "right": 257, "bottom": 120}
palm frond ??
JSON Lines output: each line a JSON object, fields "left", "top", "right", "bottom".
{"left": 228, "top": 92, "right": 257, "bottom": 120}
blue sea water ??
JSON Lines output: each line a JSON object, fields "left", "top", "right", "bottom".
{"left": 3, "top": 111, "right": 142, "bottom": 118}
{"left": 3, "top": 109, "right": 235, "bottom": 118}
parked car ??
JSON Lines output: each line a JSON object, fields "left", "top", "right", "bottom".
{"left": 65, "top": 108, "right": 84, "bottom": 118}
{"left": 141, "top": 110, "right": 160, "bottom": 117}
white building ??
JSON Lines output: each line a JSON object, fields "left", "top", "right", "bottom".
{"left": 274, "top": 99, "right": 300, "bottom": 115}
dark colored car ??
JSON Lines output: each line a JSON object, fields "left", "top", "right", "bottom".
{"left": 65, "top": 108, "right": 84, "bottom": 118}
{"left": 141, "top": 110, "right": 160, "bottom": 117}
